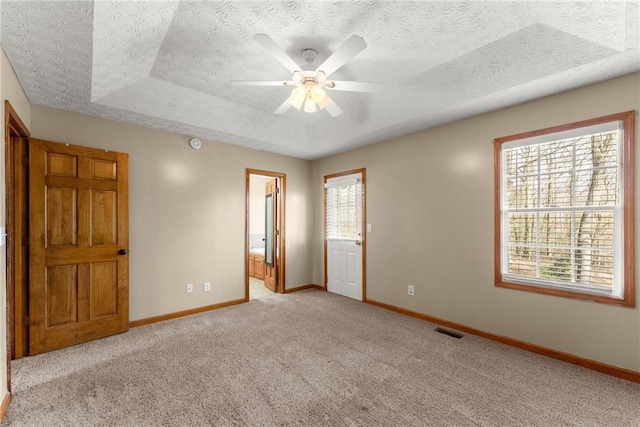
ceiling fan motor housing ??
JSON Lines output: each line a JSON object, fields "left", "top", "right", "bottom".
{"left": 300, "top": 48, "right": 319, "bottom": 66}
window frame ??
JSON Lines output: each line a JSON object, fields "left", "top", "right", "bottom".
{"left": 494, "top": 111, "right": 635, "bottom": 307}
{"left": 324, "top": 175, "right": 362, "bottom": 241}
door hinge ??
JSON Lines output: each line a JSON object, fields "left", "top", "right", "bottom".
{"left": 22, "top": 236, "right": 29, "bottom": 247}
{"left": 24, "top": 316, "right": 30, "bottom": 326}
{"left": 22, "top": 156, "right": 29, "bottom": 168}
{"left": 276, "top": 230, "right": 280, "bottom": 236}
{"left": 276, "top": 188, "right": 280, "bottom": 194}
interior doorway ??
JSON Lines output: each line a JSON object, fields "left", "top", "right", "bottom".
{"left": 245, "top": 169, "right": 285, "bottom": 299}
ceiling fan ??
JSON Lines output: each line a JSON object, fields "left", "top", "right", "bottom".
{"left": 230, "top": 34, "right": 384, "bottom": 117}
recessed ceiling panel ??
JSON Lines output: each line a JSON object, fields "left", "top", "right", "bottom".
{"left": 1, "top": 1, "right": 638, "bottom": 160}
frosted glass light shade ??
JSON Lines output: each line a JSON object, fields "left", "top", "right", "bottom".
{"left": 304, "top": 97, "right": 317, "bottom": 113}
{"left": 290, "top": 86, "right": 306, "bottom": 110}
{"left": 310, "top": 85, "right": 327, "bottom": 104}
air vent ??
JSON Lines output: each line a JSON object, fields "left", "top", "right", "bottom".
{"left": 435, "top": 327, "right": 464, "bottom": 339}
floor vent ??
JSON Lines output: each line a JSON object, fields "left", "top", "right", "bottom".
{"left": 435, "top": 327, "right": 464, "bottom": 339}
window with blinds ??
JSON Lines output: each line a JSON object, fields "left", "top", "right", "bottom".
{"left": 325, "top": 176, "right": 361, "bottom": 240}
{"left": 495, "top": 111, "right": 635, "bottom": 306}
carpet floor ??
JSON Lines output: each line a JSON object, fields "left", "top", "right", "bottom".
{"left": 3, "top": 290, "right": 640, "bottom": 426}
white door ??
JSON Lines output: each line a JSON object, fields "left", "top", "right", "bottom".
{"left": 325, "top": 172, "right": 363, "bottom": 300}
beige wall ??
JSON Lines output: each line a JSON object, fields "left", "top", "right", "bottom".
{"left": 312, "top": 72, "right": 640, "bottom": 372}
{"left": 30, "top": 105, "right": 313, "bottom": 321}
{"left": 1, "top": 47, "right": 32, "bottom": 400}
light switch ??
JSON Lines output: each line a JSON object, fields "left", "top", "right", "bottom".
{"left": 367, "top": 224, "right": 372, "bottom": 233}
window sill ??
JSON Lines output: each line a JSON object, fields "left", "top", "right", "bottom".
{"left": 495, "top": 280, "right": 635, "bottom": 308}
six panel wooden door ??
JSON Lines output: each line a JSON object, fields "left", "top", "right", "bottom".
{"left": 29, "top": 139, "right": 129, "bottom": 354}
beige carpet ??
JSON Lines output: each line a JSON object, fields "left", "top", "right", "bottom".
{"left": 4, "top": 290, "right": 640, "bottom": 426}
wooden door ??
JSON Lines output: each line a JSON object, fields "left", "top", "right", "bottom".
{"left": 29, "top": 139, "right": 129, "bottom": 354}
{"left": 263, "top": 179, "right": 277, "bottom": 292}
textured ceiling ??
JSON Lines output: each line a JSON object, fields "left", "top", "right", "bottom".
{"left": 1, "top": 1, "right": 639, "bottom": 160}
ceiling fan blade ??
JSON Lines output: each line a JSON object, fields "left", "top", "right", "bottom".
{"left": 253, "top": 34, "right": 301, "bottom": 74}
{"left": 274, "top": 97, "right": 293, "bottom": 115}
{"left": 324, "top": 98, "right": 343, "bottom": 117}
{"left": 316, "top": 35, "right": 367, "bottom": 77}
{"left": 327, "top": 81, "right": 385, "bottom": 93}
{"left": 230, "top": 80, "right": 295, "bottom": 87}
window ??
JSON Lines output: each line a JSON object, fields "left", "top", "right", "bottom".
{"left": 325, "top": 175, "right": 362, "bottom": 240}
{"left": 494, "top": 111, "right": 635, "bottom": 306}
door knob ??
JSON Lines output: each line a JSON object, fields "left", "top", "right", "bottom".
{"left": 355, "top": 240, "right": 362, "bottom": 246}
{"left": 118, "top": 249, "right": 128, "bottom": 255}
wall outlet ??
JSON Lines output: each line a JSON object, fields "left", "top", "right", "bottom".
{"left": 203, "top": 282, "right": 211, "bottom": 292}
{"left": 186, "top": 283, "right": 193, "bottom": 293}
{"left": 408, "top": 285, "right": 415, "bottom": 296}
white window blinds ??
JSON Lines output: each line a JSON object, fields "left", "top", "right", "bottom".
{"left": 501, "top": 124, "right": 623, "bottom": 296}
{"left": 325, "top": 175, "right": 361, "bottom": 240}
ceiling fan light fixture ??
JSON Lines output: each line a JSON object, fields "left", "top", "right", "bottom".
{"left": 310, "top": 85, "right": 327, "bottom": 105}
{"left": 303, "top": 97, "right": 317, "bottom": 113}
{"left": 290, "top": 86, "right": 306, "bottom": 109}
{"left": 237, "top": 34, "right": 372, "bottom": 117}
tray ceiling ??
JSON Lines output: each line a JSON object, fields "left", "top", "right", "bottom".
{"left": 1, "top": 1, "right": 638, "bottom": 160}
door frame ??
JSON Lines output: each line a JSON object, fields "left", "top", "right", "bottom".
{"left": 245, "top": 169, "right": 286, "bottom": 298}
{"left": 5, "top": 101, "right": 30, "bottom": 390}
{"left": 323, "top": 168, "right": 367, "bottom": 301}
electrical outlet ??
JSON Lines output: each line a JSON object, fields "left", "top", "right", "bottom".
{"left": 204, "top": 282, "right": 211, "bottom": 292}
{"left": 408, "top": 285, "right": 415, "bottom": 296}
{"left": 186, "top": 283, "right": 193, "bottom": 293}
